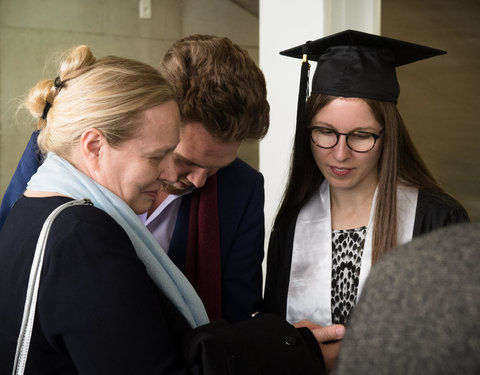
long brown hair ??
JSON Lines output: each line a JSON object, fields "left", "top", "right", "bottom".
{"left": 274, "top": 93, "right": 444, "bottom": 263}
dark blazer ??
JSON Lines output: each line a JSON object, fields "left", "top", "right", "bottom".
{"left": 263, "top": 189, "right": 470, "bottom": 319}
{"left": 169, "top": 158, "right": 265, "bottom": 322}
{"left": 0, "top": 131, "right": 42, "bottom": 229}
{"left": 0, "top": 132, "right": 265, "bottom": 323}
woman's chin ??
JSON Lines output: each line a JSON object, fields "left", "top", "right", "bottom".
{"left": 131, "top": 196, "right": 155, "bottom": 214}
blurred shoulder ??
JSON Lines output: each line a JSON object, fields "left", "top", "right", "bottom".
{"left": 217, "top": 158, "right": 263, "bottom": 186}
{"left": 414, "top": 189, "right": 470, "bottom": 234}
{"left": 220, "top": 158, "right": 261, "bottom": 176}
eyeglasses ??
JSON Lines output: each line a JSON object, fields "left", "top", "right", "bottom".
{"left": 309, "top": 126, "right": 384, "bottom": 153}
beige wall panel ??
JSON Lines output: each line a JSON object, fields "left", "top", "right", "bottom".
{"left": 103, "top": 0, "right": 182, "bottom": 40}
{"left": 182, "top": 0, "right": 258, "bottom": 47}
{"left": 382, "top": 0, "right": 480, "bottom": 220}
{"left": 1, "top": 0, "right": 106, "bottom": 32}
{"left": 1, "top": 0, "right": 182, "bottom": 39}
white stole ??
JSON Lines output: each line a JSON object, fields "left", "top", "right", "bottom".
{"left": 286, "top": 180, "right": 418, "bottom": 326}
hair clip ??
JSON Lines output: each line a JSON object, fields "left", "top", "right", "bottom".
{"left": 41, "top": 102, "right": 52, "bottom": 120}
{"left": 54, "top": 76, "right": 64, "bottom": 90}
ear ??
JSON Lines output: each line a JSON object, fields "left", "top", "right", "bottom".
{"left": 79, "top": 128, "right": 106, "bottom": 172}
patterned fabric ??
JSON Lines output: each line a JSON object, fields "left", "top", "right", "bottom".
{"left": 331, "top": 226, "right": 367, "bottom": 324}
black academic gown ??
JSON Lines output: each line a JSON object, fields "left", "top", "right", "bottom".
{"left": 263, "top": 189, "right": 470, "bottom": 319}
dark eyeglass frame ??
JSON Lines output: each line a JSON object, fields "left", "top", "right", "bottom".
{"left": 309, "top": 126, "right": 384, "bottom": 153}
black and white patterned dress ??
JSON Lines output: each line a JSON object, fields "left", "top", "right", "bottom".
{"left": 331, "top": 226, "right": 367, "bottom": 324}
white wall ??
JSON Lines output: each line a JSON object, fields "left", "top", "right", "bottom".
{"left": 259, "top": 0, "right": 326, "bottom": 243}
{"left": 259, "top": 0, "right": 381, "bottom": 249}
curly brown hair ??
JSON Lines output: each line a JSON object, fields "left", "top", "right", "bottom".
{"left": 159, "top": 34, "right": 269, "bottom": 142}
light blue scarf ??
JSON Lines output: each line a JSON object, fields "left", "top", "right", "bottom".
{"left": 27, "top": 152, "right": 209, "bottom": 327}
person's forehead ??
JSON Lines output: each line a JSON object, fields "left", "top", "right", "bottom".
{"left": 176, "top": 122, "right": 241, "bottom": 169}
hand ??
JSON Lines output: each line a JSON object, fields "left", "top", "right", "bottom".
{"left": 294, "top": 321, "right": 345, "bottom": 374}
{"left": 311, "top": 324, "right": 345, "bottom": 343}
{"left": 293, "top": 319, "right": 323, "bottom": 330}
{"left": 293, "top": 320, "right": 345, "bottom": 342}
{"left": 312, "top": 326, "right": 345, "bottom": 374}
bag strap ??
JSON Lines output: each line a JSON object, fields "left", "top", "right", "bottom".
{"left": 12, "top": 198, "right": 93, "bottom": 375}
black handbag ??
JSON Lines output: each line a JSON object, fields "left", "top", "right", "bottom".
{"left": 184, "top": 313, "right": 325, "bottom": 375}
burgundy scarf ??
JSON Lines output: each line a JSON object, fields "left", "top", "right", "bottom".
{"left": 185, "top": 174, "right": 222, "bottom": 320}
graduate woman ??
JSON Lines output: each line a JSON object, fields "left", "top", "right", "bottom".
{"left": 263, "top": 30, "right": 469, "bottom": 329}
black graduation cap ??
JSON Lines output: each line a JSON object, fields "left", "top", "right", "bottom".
{"left": 282, "top": 29, "right": 446, "bottom": 105}
{"left": 282, "top": 30, "right": 446, "bottom": 148}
